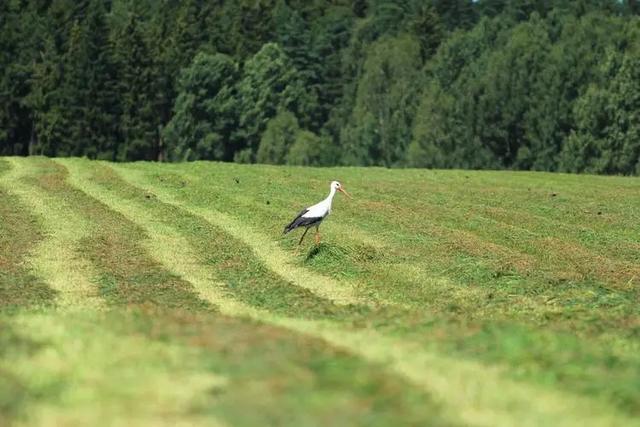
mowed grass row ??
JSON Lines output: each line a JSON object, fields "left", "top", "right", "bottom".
{"left": 0, "top": 157, "right": 638, "bottom": 426}
{"left": 57, "top": 157, "right": 639, "bottom": 425}
{"left": 1, "top": 157, "right": 108, "bottom": 310}
{"left": 122, "top": 163, "right": 640, "bottom": 320}
{"left": 0, "top": 160, "right": 57, "bottom": 426}
{"left": 0, "top": 157, "right": 453, "bottom": 427}
{"left": 59, "top": 160, "right": 632, "bottom": 427}
{"left": 114, "top": 163, "right": 640, "bottom": 402}
{"left": 107, "top": 160, "right": 640, "bottom": 417}
{"left": 0, "top": 161, "right": 56, "bottom": 312}
{"left": 118, "top": 162, "right": 640, "bottom": 331}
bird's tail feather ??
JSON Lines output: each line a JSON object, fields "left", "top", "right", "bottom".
{"left": 284, "top": 209, "right": 307, "bottom": 234}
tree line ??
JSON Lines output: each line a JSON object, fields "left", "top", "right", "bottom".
{"left": 1, "top": 0, "right": 639, "bottom": 174}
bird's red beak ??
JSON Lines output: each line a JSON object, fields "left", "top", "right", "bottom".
{"left": 338, "top": 187, "right": 351, "bottom": 199}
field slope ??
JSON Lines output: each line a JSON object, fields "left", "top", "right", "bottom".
{"left": 1, "top": 156, "right": 638, "bottom": 427}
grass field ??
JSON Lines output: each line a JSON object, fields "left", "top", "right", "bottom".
{"left": 0, "top": 156, "right": 638, "bottom": 427}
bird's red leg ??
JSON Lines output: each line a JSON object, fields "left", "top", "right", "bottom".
{"left": 315, "top": 226, "right": 321, "bottom": 245}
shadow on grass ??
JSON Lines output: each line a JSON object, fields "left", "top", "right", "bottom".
{"left": 304, "top": 243, "right": 330, "bottom": 261}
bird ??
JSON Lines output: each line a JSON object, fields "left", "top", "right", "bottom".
{"left": 283, "top": 181, "right": 351, "bottom": 245}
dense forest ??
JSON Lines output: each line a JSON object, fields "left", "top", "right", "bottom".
{"left": 1, "top": 1, "right": 639, "bottom": 174}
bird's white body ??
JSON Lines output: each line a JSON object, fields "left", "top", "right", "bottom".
{"left": 301, "top": 186, "right": 337, "bottom": 219}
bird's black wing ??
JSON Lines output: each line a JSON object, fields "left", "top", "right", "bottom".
{"left": 283, "top": 208, "right": 309, "bottom": 234}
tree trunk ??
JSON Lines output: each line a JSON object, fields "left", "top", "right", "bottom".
{"left": 156, "top": 124, "right": 165, "bottom": 162}
{"left": 28, "top": 117, "right": 37, "bottom": 156}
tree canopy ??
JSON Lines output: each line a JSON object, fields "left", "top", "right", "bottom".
{"left": 1, "top": 0, "right": 639, "bottom": 174}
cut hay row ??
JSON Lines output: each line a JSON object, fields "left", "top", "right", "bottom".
{"left": 7, "top": 311, "right": 229, "bottom": 427}
{"left": 59, "top": 159, "right": 636, "bottom": 427}
{"left": 0, "top": 158, "right": 231, "bottom": 426}
{"left": 108, "top": 164, "right": 364, "bottom": 306}
{"left": 1, "top": 158, "right": 103, "bottom": 310}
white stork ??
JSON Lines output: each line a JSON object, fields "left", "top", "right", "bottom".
{"left": 283, "top": 180, "right": 351, "bottom": 245}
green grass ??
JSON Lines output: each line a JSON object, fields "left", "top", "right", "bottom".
{"left": 0, "top": 161, "right": 56, "bottom": 312}
{"left": 1, "top": 156, "right": 639, "bottom": 427}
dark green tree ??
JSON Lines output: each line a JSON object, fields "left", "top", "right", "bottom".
{"left": 0, "top": 0, "right": 638, "bottom": 174}
{"left": 431, "top": 0, "right": 477, "bottom": 29}
{"left": 408, "top": 2, "right": 445, "bottom": 60}
{"left": 164, "top": 52, "right": 239, "bottom": 161}
{"left": 310, "top": 7, "right": 355, "bottom": 130}
{"left": 341, "top": 35, "right": 423, "bottom": 166}
{"left": 256, "top": 109, "right": 300, "bottom": 165}
{"left": 58, "top": 0, "right": 118, "bottom": 159}
{"left": 112, "top": 9, "right": 161, "bottom": 161}
{"left": 287, "top": 131, "right": 332, "bottom": 166}
{"left": 473, "top": 14, "right": 552, "bottom": 168}
{"left": 0, "top": 1, "right": 48, "bottom": 155}
{"left": 408, "top": 83, "right": 497, "bottom": 169}
{"left": 234, "top": 43, "right": 316, "bottom": 162}
{"left": 561, "top": 52, "right": 640, "bottom": 174}
{"left": 24, "top": 33, "right": 63, "bottom": 156}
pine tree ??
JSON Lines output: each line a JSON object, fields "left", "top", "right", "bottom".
{"left": 408, "top": 2, "right": 445, "bottom": 60}
{"left": 112, "top": 9, "right": 161, "bottom": 161}
{"left": 561, "top": 52, "right": 640, "bottom": 174}
{"left": 342, "top": 35, "right": 423, "bottom": 166}
{"left": 274, "top": 1, "right": 320, "bottom": 129}
{"left": 256, "top": 110, "right": 300, "bottom": 164}
{"left": 311, "top": 7, "right": 355, "bottom": 122}
{"left": 431, "top": 0, "right": 477, "bottom": 29}
{"left": 0, "top": 2, "right": 47, "bottom": 155}
{"left": 164, "top": 52, "right": 239, "bottom": 161}
{"left": 148, "top": 0, "right": 181, "bottom": 161}
{"left": 59, "top": 0, "right": 118, "bottom": 159}
{"left": 24, "top": 33, "right": 63, "bottom": 156}
{"left": 353, "top": 0, "right": 368, "bottom": 18}
{"left": 170, "top": 0, "right": 212, "bottom": 67}
{"left": 234, "top": 43, "right": 316, "bottom": 161}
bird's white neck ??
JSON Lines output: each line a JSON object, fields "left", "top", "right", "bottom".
{"left": 324, "top": 187, "right": 337, "bottom": 207}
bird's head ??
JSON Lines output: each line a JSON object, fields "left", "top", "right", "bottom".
{"left": 331, "top": 180, "right": 351, "bottom": 198}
